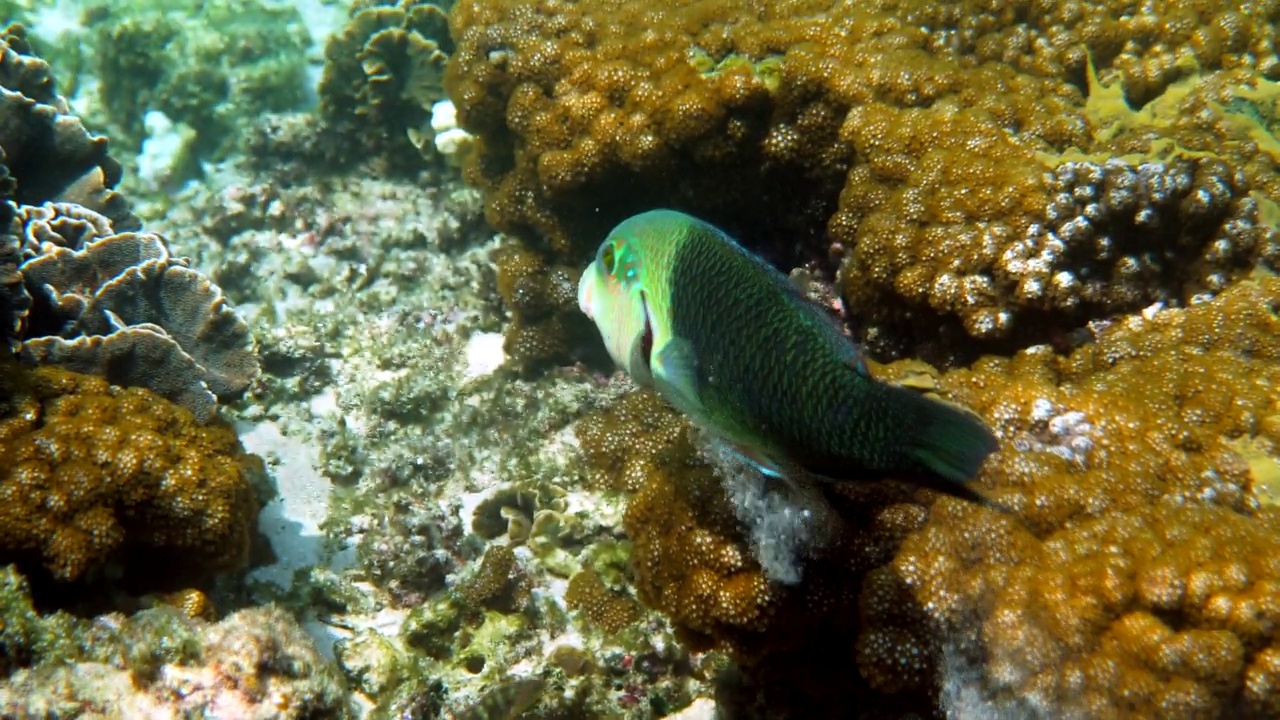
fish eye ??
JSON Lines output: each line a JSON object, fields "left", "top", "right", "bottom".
{"left": 600, "top": 241, "right": 618, "bottom": 276}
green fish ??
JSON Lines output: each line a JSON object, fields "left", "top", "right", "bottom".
{"left": 577, "top": 209, "right": 997, "bottom": 496}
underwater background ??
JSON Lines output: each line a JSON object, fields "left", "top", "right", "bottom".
{"left": 2, "top": 0, "right": 1280, "bottom": 718}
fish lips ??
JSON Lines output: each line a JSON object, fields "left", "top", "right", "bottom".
{"left": 578, "top": 264, "right": 597, "bottom": 320}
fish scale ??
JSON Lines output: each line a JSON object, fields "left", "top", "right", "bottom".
{"left": 667, "top": 222, "right": 907, "bottom": 475}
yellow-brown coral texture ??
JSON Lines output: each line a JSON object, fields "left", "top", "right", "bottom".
{"left": 449, "top": 0, "right": 1280, "bottom": 364}
{"left": 0, "top": 365, "right": 260, "bottom": 584}
{"left": 565, "top": 568, "right": 640, "bottom": 635}
{"left": 878, "top": 275, "right": 1280, "bottom": 718}
{"left": 576, "top": 389, "right": 937, "bottom": 715}
{"left": 578, "top": 276, "right": 1280, "bottom": 717}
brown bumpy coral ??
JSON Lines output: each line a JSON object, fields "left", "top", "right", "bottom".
{"left": 564, "top": 568, "right": 640, "bottom": 635}
{"left": 576, "top": 390, "right": 940, "bottom": 714}
{"left": 579, "top": 275, "right": 1280, "bottom": 716}
{"left": 455, "top": 544, "right": 530, "bottom": 615}
{"left": 574, "top": 390, "right": 687, "bottom": 492}
{"left": 491, "top": 242, "right": 596, "bottom": 370}
{"left": 449, "top": 0, "right": 1280, "bottom": 364}
{"left": 0, "top": 363, "right": 261, "bottom": 588}
{"left": 870, "top": 275, "right": 1280, "bottom": 718}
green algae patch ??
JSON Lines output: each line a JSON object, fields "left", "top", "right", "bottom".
{"left": 1234, "top": 433, "right": 1280, "bottom": 508}
{"left": 1215, "top": 78, "right": 1280, "bottom": 164}
{"left": 688, "top": 46, "right": 784, "bottom": 93}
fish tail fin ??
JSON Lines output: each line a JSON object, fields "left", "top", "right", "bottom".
{"left": 877, "top": 382, "right": 998, "bottom": 488}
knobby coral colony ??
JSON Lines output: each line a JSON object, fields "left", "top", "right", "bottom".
{"left": 0, "top": 26, "right": 262, "bottom": 613}
{"left": 449, "top": 0, "right": 1280, "bottom": 717}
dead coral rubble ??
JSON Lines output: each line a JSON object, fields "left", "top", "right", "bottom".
{"left": 0, "top": 363, "right": 261, "bottom": 587}
{"left": 0, "top": 575, "right": 351, "bottom": 719}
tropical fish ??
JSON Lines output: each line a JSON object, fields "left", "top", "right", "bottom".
{"left": 577, "top": 209, "right": 998, "bottom": 496}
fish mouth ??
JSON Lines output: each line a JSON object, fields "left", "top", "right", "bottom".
{"left": 626, "top": 290, "right": 655, "bottom": 383}
{"left": 639, "top": 291, "right": 654, "bottom": 374}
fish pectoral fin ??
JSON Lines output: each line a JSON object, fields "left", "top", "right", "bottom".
{"left": 652, "top": 336, "right": 702, "bottom": 416}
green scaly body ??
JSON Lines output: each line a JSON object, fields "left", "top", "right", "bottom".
{"left": 587, "top": 210, "right": 997, "bottom": 489}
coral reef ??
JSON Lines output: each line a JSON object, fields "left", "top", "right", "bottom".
{"left": 143, "top": 160, "right": 712, "bottom": 717}
{"left": 10, "top": 202, "right": 258, "bottom": 421}
{"left": 318, "top": 0, "right": 455, "bottom": 172}
{"left": 0, "top": 363, "right": 261, "bottom": 588}
{"left": 574, "top": 273, "right": 1280, "bottom": 717}
{"left": 492, "top": 240, "right": 604, "bottom": 371}
{"left": 565, "top": 567, "right": 640, "bottom": 635}
{"left": 877, "top": 274, "right": 1280, "bottom": 718}
{"left": 0, "top": 204, "right": 21, "bottom": 350}
{"left": 51, "top": 1, "right": 1272, "bottom": 717}
{"left": 447, "top": 0, "right": 1280, "bottom": 364}
{"left": 0, "top": 24, "right": 255, "bottom": 419}
{"left": 456, "top": 544, "right": 530, "bottom": 614}
{"left": 0, "top": 24, "right": 135, "bottom": 348}
{"left": 0, "top": 566, "right": 352, "bottom": 718}
{"left": 89, "top": 0, "right": 312, "bottom": 159}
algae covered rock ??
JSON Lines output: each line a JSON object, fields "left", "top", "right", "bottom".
{"left": 0, "top": 573, "right": 354, "bottom": 719}
{"left": 91, "top": 0, "right": 312, "bottom": 159}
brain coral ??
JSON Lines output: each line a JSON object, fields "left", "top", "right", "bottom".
{"left": 578, "top": 275, "right": 1280, "bottom": 716}
{"left": 448, "top": 0, "right": 1280, "bottom": 363}
{"left": 9, "top": 203, "right": 258, "bottom": 422}
{"left": 0, "top": 362, "right": 261, "bottom": 588}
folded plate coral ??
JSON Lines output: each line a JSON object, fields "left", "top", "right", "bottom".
{"left": 11, "top": 202, "right": 258, "bottom": 422}
{"left": 319, "top": 0, "right": 455, "bottom": 170}
{"left": 0, "top": 25, "right": 135, "bottom": 231}
{"left": 0, "top": 28, "right": 257, "bottom": 421}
